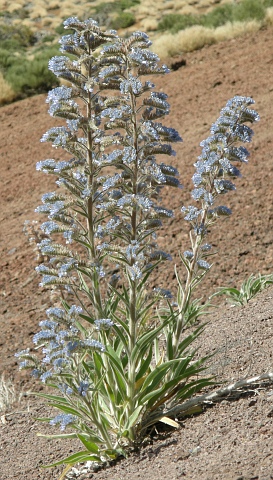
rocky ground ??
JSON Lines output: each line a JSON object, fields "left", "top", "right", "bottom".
{"left": 0, "top": 25, "right": 273, "bottom": 480}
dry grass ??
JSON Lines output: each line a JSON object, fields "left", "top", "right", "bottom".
{"left": 29, "top": 7, "right": 48, "bottom": 19}
{"left": 0, "top": 375, "right": 23, "bottom": 413}
{"left": 178, "top": 5, "right": 200, "bottom": 15}
{"left": 6, "top": 2, "right": 23, "bottom": 13}
{"left": 140, "top": 18, "right": 158, "bottom": 31}
{"left": 152, "top": 19, "right": 262, "bottom": 58}
{"left": 48, "top": 0, "right": 61, "bottom": 8}
{"left": 265, "top": 7, "right": 273, "bottom": 25}
{"left": 214, "top": 19, "right": 261, "bottom": 41}
{"left": 0, "top": 74, "right": 16, "bottom": 106}
{"left": 137, "top": 4, "right": 157, "bottom": 17}
{"left": 152, "top": 25, "right": 215, "bottom": 57}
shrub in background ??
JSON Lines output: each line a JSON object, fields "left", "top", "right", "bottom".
{"left": 201, "top": 4, "right": 234, "bottom": 29}
{"left": 92, "top": 0, "right": 137, "bottom": 29}
{"left": 5, "top": 49, "right": 59, "bottom": 96}
{"left": 16, "top": 16, "right": 259, "bottom": 470}
{"left": 0, "top": 23, "right": 36, "bottom": 48}
{"left": 158, "top": 0, "right": 270, "bottom": 34}
{"left": 214, "top": 273, "right": 273, "bottom": 306}
{"left": 0, "top": 49, "right": 17, "bottom": 71}
{"left": 111, "top": 11, "right": 136, "bottom": 29}
{"left": 0, "top": 72, "right": 16, "bottom": 105}
{"left": 158, "top": 13, "right": 198, "bottom": 33}
{"left": 233, "top": 0, "right": 266, "bottom": 22}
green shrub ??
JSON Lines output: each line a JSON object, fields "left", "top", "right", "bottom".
{"left": 0, "top": 49, "right": 17, "bottom": 72}
{"left": 201, "top": 4, "right": 234, "bottom": 28}
{"left": 92, "top": 1, "right": 138, "bottom": 27}
{"left": 158, "top": 13, "right": 199, "bottom": 33}
{"left": 233, "top": 0, "right": 266, "bottom": 22}
{"left": 94, "top": 0, "right": 139, "bottom": 14}
{"left": 0, "top": 38, "right": 26, "bottom": 51}
{"left": 0, "top": 10, "right": 12, "bottom": 19}
{"left": 213, "top": 273, "right": 273, "bottom": 306}
{"left": 263, "top": 0, "right": 273, "bottom": 7}
{"left": 6, "top": 53, "right": 58, "bottom": 95}
{"left": 119, "top": 0, "right": 140, "bottom": 9}
{"left": 158, "top": 0, "right": 268, "bottom": 34}
{"left": 32, "top": 44, "right": 61, "bottom": 56}
{"left": 0, "top": 23, "right": 36, "bottom": 48}
{"left": 55, "top": 23, "right": 73, "bottom": 35}
{"left": 42, "top": 34, "right": 56, "bottom": 43}
{"left": 111, "top": 11, "right": 136, "bottom": 29}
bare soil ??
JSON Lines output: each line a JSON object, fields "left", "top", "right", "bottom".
{"left": 1, "top": 25, "right": 273, "bottom": 480}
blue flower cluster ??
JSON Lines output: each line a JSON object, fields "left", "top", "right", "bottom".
{"left": 181, "top": 95, "right": 259, "bottom": 271}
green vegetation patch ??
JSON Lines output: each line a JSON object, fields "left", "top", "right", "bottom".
{"left": 5, "top": 49, "right": 59, "bottom": 97}
{"left": 158, "top": 13, "right": 198, "bottom": 33}
{"left": 158, "top": 0, "right": 270, "bottom": 33}
{"left": 0, "top": 23, "right": 36, "bottom": 49}
{"left": 201, "top": 4, "right": 234, "bottom": 29}
{"left": 233, "top": 0, "right": 266, "bottom": 22}
{"left": 92, "top": 0, "right": 139, "bottom": 29}
{"left": 111, "top": 11, "right": 136, "bottom": 29}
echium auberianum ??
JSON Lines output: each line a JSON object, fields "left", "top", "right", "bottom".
{"left": 16, "top": 17, "right": 186, "bottom": 463}
{"left": 172, "top": 96, "right": 260, "bottom": 355}
{"left": 16, "top": 16, "right": 259, "bottom": 471}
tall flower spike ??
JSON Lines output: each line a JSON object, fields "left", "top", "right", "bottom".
{"left": 17, "top": 16, "right": 260, "bottom": 469}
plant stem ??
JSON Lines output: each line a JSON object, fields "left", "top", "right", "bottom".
{"left": 86, "top": 85, "right": 103, "bottom": 318}
{"left": 126, "top": 59, "right": 139, "bottom": 442}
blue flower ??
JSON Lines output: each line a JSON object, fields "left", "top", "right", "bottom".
{"left": 197, "top": 260, "right": 211, "bottom": 270}
{"left": 50, "top": 413, "right": 76, "bottom": 431}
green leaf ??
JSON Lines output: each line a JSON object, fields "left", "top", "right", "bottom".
{"left": 112, "top": 323, "right": 130, "bottom": 354}
{"left": 29, "top": 392, "right": 69, "bottom": 403}
{"left": 42, "top": 450, "right": 100, "bottom": 468}
{"left": 125, "top": 405, "right": 143, "bottom": 429}
{"left": 131, "top": 319, "right": 169, "bottom": 365}
{"left": 140, "top": 369, "right": 196, "bottom": 408}
{"left": 174, "top": 377, "right": 215, "bottom": 402}
{"left": 166, "top": 331, "right": 174, "bottom": 360}
{"left": 37, "top": 433, "right": 78, "bottom": 439}
{"left": 135, "top": 345, "right": 152, "bottom": 383}
{"left": 115, "top": 315, "right": 130, "bottom": 334}
{"left": 140, "top": 359, "right": 180, "bottom": 393}
{"left": 48, "top": 403, "right": 85, "bottom": 418}
{"left": 109, "top": 366, "right": 128, "bottom": 402}
{"left": 113, "top": 334, "right": 127, "bottom": 357}
{"left": 106, "top": 344, "right": 127, "bottom": 376}
{"left": 35, "top": 417, "right": 53, "bottom": 422}
{"left": 172, "top": 355, "right": 193, "bottom": 378}
{"left": 79, "top": 313, "right": 95, "bottom": 324}
{"left": 106, "top": 345, "right": 128, "bottom": 400}
{"left": 93, "top": 351, "right": 104, "bottom": 377}
{"left": 137, "top": 261, "right": 159, "bottom": 290}
{"left": 77, "top": 434, "right": 99, "bottom": 453}
{"left": 138, "top": 299, "right": 158, "bottom": 325}
{"left": 140, "top": 385, "right": 165, "bottom": 405}
{"left": 81, "top": 359, "right": 96, "bottom": 380}
{"left": 176, "top": 324, "right": 206, "bottom": 357}
{"left": 110, "top": 284, "right": 130, "bottom": 310}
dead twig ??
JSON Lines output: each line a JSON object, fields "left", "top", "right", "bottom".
{"left": 143, "top": 372, "right": 273, "bottom": 429}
